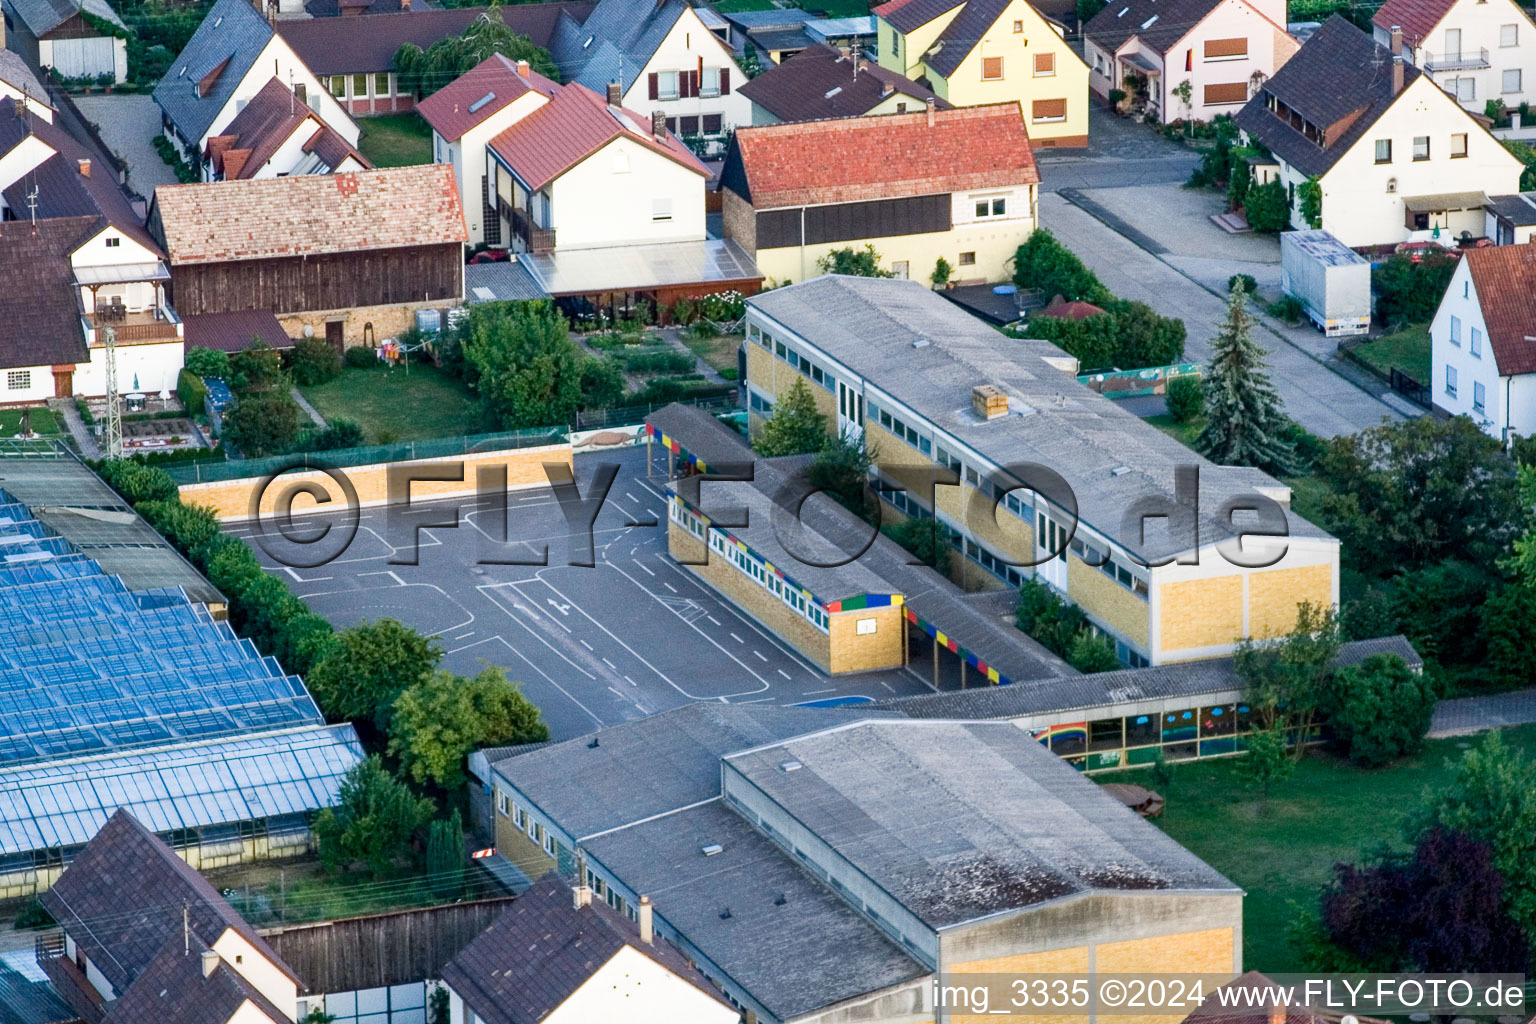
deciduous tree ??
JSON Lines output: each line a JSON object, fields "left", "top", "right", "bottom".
{"left": 306, "top": 619, "right": 442, "bottom": 729}
{"left": 389, "top": 666, "right": 549, "bottom": 788}
{"left": 1325, "top": 653, "right": 1436, "bottom": 766}
{"left": 462, "top": 300, "right": 581, "bottom": 429}
{"left": 313, "top": 756, "right": 435, "bottom": 875}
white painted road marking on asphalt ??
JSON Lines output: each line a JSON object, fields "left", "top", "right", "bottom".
{"left": 729, "top": 633, "right": 744, "bottom": 643}
{"left": 662, "top": 582, "right": 677, "bottom": 593}
{"left": 752, "top": 651, "right": 767, "bottom": 662}
{"left": 707, "top": 615, "right": 721, "bottom": 626}
{"left": 778, "top": 669, "right": 792, "bottom": 679}
{"left": 635, "top": 560, "right": 656, "bottom": 576}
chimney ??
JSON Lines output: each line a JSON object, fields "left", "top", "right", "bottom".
{"left": 607, "top": 81, "right": 621, "bottom": 106}
{"left": 638, "top": 895, "right": 654, "bottom": 945}
{"left": 516, "top": 59, "right": 530, "bottom": 78}
{"left": 972, "top": 384, "right": 1008, "bottom": 420}
{"left": 200, "top": 950, "right": 220, "bottom": 978}
{"left": 573, "top": 883, "right": 593, "bottom": 908}
{"left": 1392, "top": 54, "right": 1404, "bottom": 95}
{"left": 652, "top": 109, "right": 667, "bottom": 141}
{"left": 401, "top": 0, "right": 410, "bottom": 9}
{"left": 1267, "top": 1004, "right": 1286, "bottom": 1024}
{"left": 925, "top": 95, "right": 936, "bottom": 126}
{"left": 1389, "top": 25, "right": 1402, "bottom": 56}
{"left": 77, "top": 158, "right": 90, "bottom": 178}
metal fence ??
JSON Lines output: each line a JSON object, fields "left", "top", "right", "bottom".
{"left": 570, "top": 393, "right": 737, "bottom": 431}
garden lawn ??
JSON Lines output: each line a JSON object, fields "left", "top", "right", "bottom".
{"left": 357, "top": 113, "right": 433, "bottom": 168}
{"left": 0, "top": 408, "right": 60, "bottom": 437}
{"left": 712, "top": 0, "right": 775, "bottom": 9}
{"left": 680, "top": 331, "right": 742, "bottom": 376}
{"left": 300, "top": 364, "right": 490, "bottom": 442}
{"left": 1105, "top": 723, "right": 1536, "bottom": 972}
{"left": 208, "top": 858, "right": 482, "bottom": 926}
{"left": 1145, "top": 412, "right": 1202, "bottom": 448}
{"left": 1350, "top": 323, "right": 1431, "bottom": 384}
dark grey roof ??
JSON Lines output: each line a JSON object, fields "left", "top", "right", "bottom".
{"left": 877, "top": 0, "right": 965, "bottom": 35}
{"left": 40, "top": 809, "right": 298, "bottom": 996}
{"left": 7, "top": 0, "right": 124, "bottom": 38}
{"left": 1233, "top": 16, "right": 1421, "bottom": 178}
{"left": 881, "top": 635, "right": 1423, "bottom": 721}
{"left": 153, "top": 0, "right": 273, "bottom": 145}
{"left": 737, "top": 43, "right": 948, "bottom": 122}
{"left": 644, "top": 401, "right": 749, "bottom": 469}
{"left": 925, "top": 0, "right": 1009, "bottom": 76}
{"left": 441, "top": 875, "right": 729, "bottom": 1024}
{"left": 0, "top": 50, "right": 49, "bottom": 105}
{"left": 466, "top": 259, "right": 550, "bottom": 303}
{"left": 552, "top": 0, "right": 691, "bottom": 94}
{"left": 1486, "top": 192, "right": 1536, "bottom": 227}
{"left": 0, "top": 964, "right": 73, "bottom": 1024}
{"left": 719, "top": 8, "right": 813, "bottom": 30}
{"left": 748, "top": 276, "right": 1335, "bottom": 562}
{"left": 1083, "top": 0, "right": 1225, "bottom": 56}
{"left": 724, "top": 719, "right": 1240, "bottom": 928}
{"left": 488, "top": 702, "right": 902, "bottom": 842}
{"left": 102, "top": 933, "right": 293, "bottom": 1024}
{"left": 580, "top": 800, "right": 928, "bottom": 1021}
{"left": 746, "top": 27, "right": 813, "bottom": 52}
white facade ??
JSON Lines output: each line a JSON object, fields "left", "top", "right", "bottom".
{"left": 1430, "top": 255, "right": 1536, "bottom": 439}
{"left": 618, "top": 7, "right": 751, "bottom": 146}
{"left": 432, "top": 90, "right": 550, "bottom": 248}
{"left": 1085, "top": 0, "right": 1296, "bottom": 118}
{"left": 1266, "top": 74, "right": 1524, "bottom": 248}
{"left": 546, "top": 135, "right": 706, "bottom": 249}
{"left": 206, "top": 118, "right": 367, "bottom": 182}
{"left": 1374, "top": 0, "right": 1536, "bottom": 109}
{"left": 0, "top": 81, "right": 53, "bottom": 121}
{"left": 40, "top": 35, "right": 127, "bottom": 84}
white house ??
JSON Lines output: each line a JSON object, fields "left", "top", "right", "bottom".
{"left": 439, "top": 876, "right": 738, "bottom": 1024}
{"left": 416, "top": 53, "right": 560, "bottom": 248}
{"left": 0, "top": 49, "right": 54, "bottom": 121}
{"left": 203, "top": 77, "right": 370, "bottom": 181}
{"left": 1430, "top": 243, "right": 1536, "bottom": 442}
{"left": 4, "top": 0, "right": 127, "bottom": 84}
{"left": 549, "top": 0, "right": 751, "bottom": 153}
{"left": 1083, "top": 0, "right": 1299, "bottom": 120}
{"left": 1372, "top": 0, "right": 1536, "bottom": 109}
{"left": 1234, "top": 16, "right": 1524, "bottom": 250}
{"left": 152, "top": 0, "right": 358, "bottom": 164}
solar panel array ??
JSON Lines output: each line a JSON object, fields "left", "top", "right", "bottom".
{"left": 0, "top": 485, "right": 362, "bottom": 858}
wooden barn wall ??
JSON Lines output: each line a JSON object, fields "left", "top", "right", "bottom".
{"left": 169, "top": 244, "right": 462, "bottom": 317}
{"left": 260, "top": 898, "right": 515, "bottom": 994}
{"left": 755, "top": 194, "right": 952, "bottom": 249}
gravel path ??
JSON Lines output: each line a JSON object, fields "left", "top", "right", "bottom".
{"left": 72, "top": 94, "right": 179, "bottom": 198}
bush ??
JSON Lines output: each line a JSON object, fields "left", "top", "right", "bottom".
{"left": 344, "top": 345, "right": 380, "bottom": 369}
{"left": 224, "top": 390, "right": 302, "bottom": 457}
{"left": 14, "top": 898, "right": 54, "bottom": 930}
{"left": 1165, "top": 373, "right": 1204, "bottom": 422}
{"left": 1013, "top": 229, "right": 1113, "bottom": 305}
{"left": 1068, "top": 631, "right": 1121, "bottom": 673}
{"left": 307, "top": 418, "right": 366, "bottom": 451}
{"left": 1266, "top": 295, "right": 1305, "bottom": 323}
{"left": 1372, "top": 252, "right": 1459, "bottom": 326}
{"left": 184, "top": 347, "right": 230, "bottom": 379}
{"left": 882, "top": 516, "right": 951, "bottom": 574}
{"left": 1325, "top": 653, "right": 1437, "bottom": 766}
{"left": 1227, "top": 274, "right": 1258, "bottom": 295}
{"left": 1243, "top": 178, "right": 1290, "bottom": 233}
{"left": 289, "top": 337, "right": 342, "bottom": 387}
{"left": 624, "top": 350, "right": 695, "bottom": 374}
{"left": 176, "top": 367, "right": 208, "bottom": 415}
{"left": 98, "top": 459, "right": 179, "bottom": 505}
{"left": 578, "top": 356, "right": 626, "bottom": 411}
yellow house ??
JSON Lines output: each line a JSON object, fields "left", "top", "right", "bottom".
{"left": 721, "top": 102, "right": 1040, "bottom": 285}
{"left": 876, "top": 0, "right": 1090, "bottom": 145}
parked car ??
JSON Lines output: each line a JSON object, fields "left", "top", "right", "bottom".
{"left": 468, "top": 248, "right": 510, "bottom": 264}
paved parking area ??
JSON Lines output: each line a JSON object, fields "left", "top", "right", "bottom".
{"left": 231, "top": 447, "right": 933, "bottom": 740}
{"left": 73, "top": 94, "right": 179, "bottom": 197}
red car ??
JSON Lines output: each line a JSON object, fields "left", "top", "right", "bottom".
{"left": 468, "top": 249, "right": 511, "bottom": 264}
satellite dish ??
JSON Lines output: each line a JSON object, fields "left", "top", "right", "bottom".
{"left": 303, "top": 324, "right": 315, "bottom": 337}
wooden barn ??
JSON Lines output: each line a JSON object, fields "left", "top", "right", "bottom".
{"left": 150, "top": 164, "right": 468, "bottom": 350}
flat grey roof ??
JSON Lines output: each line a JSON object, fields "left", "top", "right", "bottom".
{"left": 881, "top": 635, "right": 1422, "bottom": 721}
{"left": 465, "top": 258, "right": 550, "bottom": 304}
{"left": 0, "top": 449, "right": 223, "bottom": 605}
{"left": 1486, "top": 192, "right": 1536, "bottom": 227}
{"left": 582, "top": 800, "right": 927, "bottom": 1022}
{"left": 645, "top": 403, "right": 753, "bottom": 473}
{"left": 523, "top": 238, "right": 763, "bottom": 297}
{"left": 748, "top": 276, "right": 1335, "bottom": 562}
{"left": 726, "top": 719, "right": 1240, "bottom": 929}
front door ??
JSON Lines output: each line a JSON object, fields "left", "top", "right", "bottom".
{"left": 50, "top": 366, "right": 73, "bottom": 398}
{"left": 1445, "top": 28, "right": 1462, "bottom": 60}
{"left": 325, "top": 320, "right": 345, "bottom": 354}
{"left": 1036, "top": 512, "right": 1069, "bottom": 591}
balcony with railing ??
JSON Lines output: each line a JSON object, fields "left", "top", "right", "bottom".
{"left": 1425, "top": 47, "right": 1490, "bottom": 70}
{"left": 82, "top": 303, "right": 182, "bottom": 346}
{"left": 36, "top": 931, "right": 110, "bottom": 1024}
{"left": 502, "top": 200, "right": 556, "bottom": 253}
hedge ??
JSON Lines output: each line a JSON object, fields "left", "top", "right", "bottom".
{"left": 177, "top": 367, "right": 208, "bottom": 414}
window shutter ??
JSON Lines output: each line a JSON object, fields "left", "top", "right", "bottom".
{"left": 648, "top": 72, "right": 659, "bottom": 99}
{"left": 686, "top": 71, "right": 697, "bottom": 97}
{"left": 1203, "top": 37, "right": 1247, "bottom": 58}
{"left": 720, "top": 66, "right": 730, "bottom": 94}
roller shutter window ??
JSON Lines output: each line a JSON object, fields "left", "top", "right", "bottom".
{"left": 1204, "top": 37, "right": 1247, "bottom": 59}
{"left": 721, "top": 67, "right": 731, "bottom": 93}
{"left": 1031, "top": 97, "right": 1067, "bottom": 122}
{"left": 1203, "top": 82, "right": 1248, "bottom": 105}
{"left": 1034, "top": 51, "right": 1055, "bottom": 76}
{"left": 648, "top": 72, "right": 659, "bottom": 99}
{"left": 983, "top": 55, "right": 1004, "bottom": 79}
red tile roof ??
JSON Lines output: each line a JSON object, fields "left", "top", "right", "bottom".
{"left": 726, "top": 102, "right": 1038, "bottom": 209}
{"left": 416, "top": 53, "right": 560, "bottom": 142}
{"left": 1370, "top": 0, "right": 1456, "bottom": 46}
{"left": 487, "top": 82, "right": 707, "bottom": 191}
{"left": 153, "top": 164, "right": 468, "bottom": 265}
{"left": 1464, "top": 244, "right": 1536, "bottom": 377}
{"left": 1039, "top": 294, "right": 1106, "bottom": 320}
{"left": 207, "top": 76, "right": 370, "bottom": 180}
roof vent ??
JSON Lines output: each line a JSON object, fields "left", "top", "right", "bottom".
{"left": 1141, "top": 13, "right": 1158, "bottom": 27}
{"left": 212, "top": 15, "right": 222, "bottom": 27}
{"left": 824, "top": 86, "right": 842, "bottom": 99}
{"left": 468, "top": 92, "right": 495, "bottom": 114}
{"left": 1117, "top": 6, "right": 1128, "bottom": 15}
{"left": 1111, "top": 465, "right": 1131, "bottom": 476}
{"left": 972, "top": 384, "right": 1009, "bottom": 421}
{"left": 587, "top": 737, "right": 600, "bottom": 748}
{"left": 779, "top": 760, "right": 802, "bottom": 772}
{"left": 912, "top": 338, "right": 930, "bottom": 348}
{"left": 583, "top": 34, "right": 594, "bottom": 48}
{"left": 719, "top": 907, "right": 732, "bottom": 919}
{"left": 702, "top": 843, "right": 724, "bottom": 856}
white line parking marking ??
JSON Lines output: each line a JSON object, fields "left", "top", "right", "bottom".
{"left": 602, "top": 657, "right": 616, "bottom": 669}
{"left": 662, "top": 582, "right": 677, "bottom": 593}
{"left": 624, "top": 675, "right": 638, "bottom": 687}
{"left": 778, "top": 669, "right": 792, "bottom": 679}
{"left": 579, "top": 640, "right": 593, "bottom": 650}
{"left": 752, "top": 651, "right": 767, "bottom": 662}
{"left": 706, "top": 615, "right": 721, "bottom": 626}
{"left": 635, "top": 560, "right": 655, "bottom": 576}
{"left": 452, "top": 631, "right": 475, "bottom": 640}
{"left": 803, "top": 688, "right": 834, "bottom": 695}
{"left": 729, "top": 632, "right": 744, "bottom": 643}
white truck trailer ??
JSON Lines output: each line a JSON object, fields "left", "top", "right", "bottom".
{"left": 1280, "top": 229, "right": 1371, "bottom": 338}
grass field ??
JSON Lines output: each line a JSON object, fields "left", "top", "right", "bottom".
{"left": 680, "top": 331, "right": 741, "bottom": 375}
{"left": 1105, "top": 724, "right": 1536, "bottom": 971}
{"left": 0, "top": 408, "right": 60, "bottom": 437}
{"left": 357, "top": 113, "right": 433, "bottom": 168}
{"left": 1350, "top": 323, "right": 1431, "bottom": 384}
{"left": 1145, "top": 411, "right": 1201, "bottom": 448}
{"left": 301, "top": 364, "right": 491, "bottom": 442}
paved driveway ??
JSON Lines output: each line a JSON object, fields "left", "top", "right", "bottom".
{"left": 1034, "top": 104, "right": 1200, "bottom": 192}
{"left": 1039, "top": 191, "right": 1402, "bottom": 438}
{"left": 73, "top": 94, "right": 178, "bottom": 199}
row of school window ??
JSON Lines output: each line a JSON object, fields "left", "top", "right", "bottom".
{"left": 748, "top": 389, "right": 774, "bottom": 416}
{"left": 1069, "top": 535, "right": 1150, "bottom": 600}
{"left": 1045, "top": 703, "right": 1253, "bottom": 761}
{"left": 680, "top": 503, "right": 832, "bottom": 631}
{"left": 496, "top": 790, "right": 557, "bottom": 858}
{"left": 870, "top": 400, "right": 931, "bottom": 455}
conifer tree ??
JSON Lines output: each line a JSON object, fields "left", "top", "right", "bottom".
{"left": 754, "top": 376, "right": 828, "bottom": 456}
{"left": 1196, "top": 279, "right": 1296, "bottom": 474}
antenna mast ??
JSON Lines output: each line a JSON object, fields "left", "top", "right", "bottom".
{"left": 103, "top": 324, "right": 123, "bottom": 460}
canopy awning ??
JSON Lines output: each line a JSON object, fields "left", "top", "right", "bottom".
{"left": 523, "top": 238, "right": 763, "bottom": 297}
{"left": 1121, "top": 51, "right": 1161, "bottom": 73}
{"left": 1403, "top": 191, "right": 1489, "bottom": 213}
{"left": 73, "top": 262, "right": 171, "bottom": 287}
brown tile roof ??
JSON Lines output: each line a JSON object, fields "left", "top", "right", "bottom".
{"left": 874, "top": 0, "right": 965, "bottom": 34}
{"left": 208, "top": 77, "right": 367, "bottom": 180}
{"left": 304, "top": 124, "right": 369, "bottom": 171}
{"left": 439, "top": 874, "right": 730, "bottom": 1024}
{"left": 1233, "top": 16, "right": 1422, "bottom": 178}
{"left": 39, "top": 810, "right": 299, "bottom": 997}
{"left": 1369, "top": 0, "right": 1456, "bottom": 46}
{"left": 104, "top": 934, "right": 291, "bottom": 1024}
{"left": 1464, "top": 244, "right": 1536, "bottom": 377}
{"left": 737, "top": 43, "right": 950, "bottom": 123}
{"left": 416, "top": 53, "right": 559, "bottom": 142}
{"left": 1084, "top": 0, "right": 1225, "bottom": 55}
{"left": 0, "top": 215, "right": 94, "bottom": 372}
{"left": 182, "top": 308, "right": 293, "bottom": 351}
{"left": 153, "top": 164, "right": 468, "bottom": 265}
{"left": 275, "top": 3, "right": 594, "bottom": 74}
{"left": 724, "top": 101, "right": 1038, "bottom": 209}
{"left": 487, "top": 82, "right": 707, "bottom": 191}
